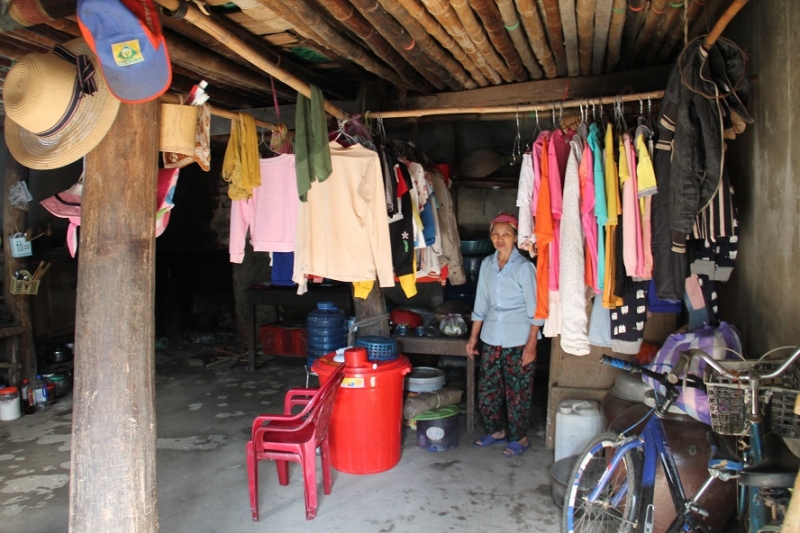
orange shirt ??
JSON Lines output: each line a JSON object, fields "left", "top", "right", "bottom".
{"left": 534, "top": 137, "right": 553, "bottom": 319}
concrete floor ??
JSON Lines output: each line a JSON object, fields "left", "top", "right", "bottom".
{"left": 0, "top": 344, "right": 563, "bottom": 533}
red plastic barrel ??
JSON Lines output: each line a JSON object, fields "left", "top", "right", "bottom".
{"left": 312, "top": 347, "right": 411, "bottom": 474}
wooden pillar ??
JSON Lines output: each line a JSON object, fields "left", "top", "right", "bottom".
{"left": 352, "top": 284, "right": 390, "bottom": 337}
{"left": 69, "top": 101, "right": 159, "bottom": 533}
{"left": 2, "top": 151, "right": 37, "bottom": 385}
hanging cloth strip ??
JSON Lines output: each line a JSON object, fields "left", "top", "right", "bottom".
{"left": 294, "top": 85, "right": 332, "bottom": 202}
{"left": 222, "top": 112, "right": 260, "bottom": 200}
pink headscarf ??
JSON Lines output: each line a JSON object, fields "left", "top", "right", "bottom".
{"left": 490, "top": 213, "right": 518, "bottom": 232}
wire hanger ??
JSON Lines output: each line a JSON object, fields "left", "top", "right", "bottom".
{"left": 510, "top": 107, "right": 521, "bottom": 165}
{"left": 333, "top": 117, "right": 358, "bottom": 146}
{"left": 258, "top": 126, "right": 280, "bottom": 156}
{"left": 527, "top": 109, "right": 541, "bottom": 149}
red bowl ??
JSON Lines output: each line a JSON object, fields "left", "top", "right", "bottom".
{"left": 390, "top": 308, "right": 423, "bottom": 328}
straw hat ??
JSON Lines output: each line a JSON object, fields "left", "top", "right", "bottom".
{"left": 4, "top": 38, "right": 120, "bottom": 170}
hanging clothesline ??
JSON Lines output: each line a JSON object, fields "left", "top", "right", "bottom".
{"left": 365, "top": 90, "right": 664, "bottom": 120}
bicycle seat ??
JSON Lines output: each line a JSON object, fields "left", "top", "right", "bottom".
{"left": 707, "top": 430, "right": 744, "bottom": 471}
{"left": 738, "top": 432, "right": 800, "bottom": 488}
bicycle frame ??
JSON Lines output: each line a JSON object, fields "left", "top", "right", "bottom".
{"left": 588, "top": 412, "right": 705, "bottom": 533}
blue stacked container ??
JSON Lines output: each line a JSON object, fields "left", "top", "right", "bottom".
{"left": 306, "top": 301, "right": 347, "bottom": 366}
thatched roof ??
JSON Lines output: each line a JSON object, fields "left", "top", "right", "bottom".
{"left": 0, "top": 0, "right": 729, "bottom": 117}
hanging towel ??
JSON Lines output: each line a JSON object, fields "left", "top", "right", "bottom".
{"left": 222, "top": 113, "right": 260, "bottom": 200}
{"left": 163, "top": 102, "right": 211, "bottom": 171}
{"left": 295, "top": 85, "right": 332, "bottom": 202}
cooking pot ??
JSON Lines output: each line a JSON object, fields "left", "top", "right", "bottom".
{"left": 48, "top": 347, "right": 72, "bottom": 364}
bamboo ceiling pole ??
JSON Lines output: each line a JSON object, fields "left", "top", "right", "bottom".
{"left": 512, "top": 0, "right": 557, "bottom": 78}
{"left": 618, "top": 0, "right": 647, "bottom": 70}
{"left": 558, "top": 0, "right": 580, "bottom": 77}
{"left": 392, "top": 0, "right": 489, "bottom": 87}
{"left": 629, "top": 0, "right": 671, "bottom": 67}
{"left": 591, "top": 0, "right": 613, "bottom": 74}
{"left": 258, "top": 0, "right": 412, "bottom": 92}
{"left": 643, "top": 3, "right": 684, "bottom": 66}
{"left": 541, "top": 0, "right": 568, "bottom": 76}
{"left": 314, "top": 0, "right": 439, "bottom": 90}
{"left": 419, "top": 0, "right": 503, "bottom": 84}
{"left": 449, "top": 0, "right": 518, "bottom": 82}
{"left": 377, "top": 0, "right": 480, "bottom": 89}
{"left": 576, "top": 0, "right": 597, "bottom": 76}
{"left": 657, "top": 0, "right": 708, "bottom": 63}
{"left": 464, "top": 0, "right": 530, "bottom": 81}
{"left": 153, "top": 0, "right": 348, "bottom": 120}
{"left": 369, "top": 90, "right": 665, "bottom": 118}
{"left": 345, "top": 0, "right": 456, "bottom": 91}
{"left": 493, "top": 0, "right": 544, "bottom": 80}
{"left": 604, "top": 0, "right": 627, "bottom": 72}
{"left": 703, "top": 0, "right": 750, "bottom": 50}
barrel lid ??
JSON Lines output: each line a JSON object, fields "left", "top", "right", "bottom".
{"left": 317, "top": 301, "right": 337, "bottom": 311}
{"left": 0, "top": 387, "right": 18, "bottom": 394}
{"left": 413, "top": 404, "right": 459, "bottom": 421}
{"left": 311, "top": 352, "right": 410, "bottom": 376}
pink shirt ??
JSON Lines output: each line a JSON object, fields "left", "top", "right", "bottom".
{"left": 579, "top": 141, "right": 598, "bottom": 292}
{"left": 230, "top": 154, "right": 298, "bottom": 263}
{"left": 620, "top": 135, "right": 643, "bottom": 278}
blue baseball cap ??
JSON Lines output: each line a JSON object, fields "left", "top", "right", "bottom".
{"left": 77, "top": 0, "right": 171, "bottom": 103}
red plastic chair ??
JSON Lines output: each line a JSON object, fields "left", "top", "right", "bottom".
{"left": 246, "top": 364, "right": 345, "bottom": 520}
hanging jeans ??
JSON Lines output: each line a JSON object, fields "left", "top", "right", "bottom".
{"left": 477, "top": 343, "right": 535, "bottom": 442}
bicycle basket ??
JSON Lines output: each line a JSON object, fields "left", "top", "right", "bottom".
{"left": 704, "top": 359, "right": 800, "bottom": 437}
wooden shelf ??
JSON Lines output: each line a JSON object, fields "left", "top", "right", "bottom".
{"left": 450, "top": 176, "right": 517, "bottom": 190}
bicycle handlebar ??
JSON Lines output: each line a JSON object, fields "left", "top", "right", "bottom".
{"left": 686, "top": 346, "right": 800, "bottom": 381}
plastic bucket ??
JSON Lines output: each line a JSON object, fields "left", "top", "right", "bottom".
{"left": 313, "top": 348, "right": 411, "bottom": 474}
{"left": 414, "top": 405, "right": 460, "bottom": 452}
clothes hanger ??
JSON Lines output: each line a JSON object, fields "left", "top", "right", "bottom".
{"left": 258, "top": 126, "right": 281, "bottom": 156}
{"left": 510, "top": 107, "right": 521, "bottom": 165}
{"left": 333, "top": 117, "right": 358, "bottom": 146}
{"left": 526, "top": 109, "right": 541, "bottom": 151}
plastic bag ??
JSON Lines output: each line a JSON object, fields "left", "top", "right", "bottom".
{"left": 439, "top": 313, "right": 467, "bottom": 337}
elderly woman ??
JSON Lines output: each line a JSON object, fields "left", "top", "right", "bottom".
{"left": 465, "top": 212, "right": 544, "bottom": 456}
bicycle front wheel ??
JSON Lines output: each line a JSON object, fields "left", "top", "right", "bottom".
{"left": 563, "top": 431, "right": 641, "bottom": 533}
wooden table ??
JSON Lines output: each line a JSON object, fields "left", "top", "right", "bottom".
{"left": 245, "top": 286, "right": 353, "bottom": 372}
{"left": 393, "top": 335, "right": 476, "bottom": 432}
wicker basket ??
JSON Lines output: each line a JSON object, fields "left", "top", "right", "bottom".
{"left": 10, "top": 278, "right": 40, "bottom": 295}
{"left": 704, "top": 359, "right": 800, "bottom": 437}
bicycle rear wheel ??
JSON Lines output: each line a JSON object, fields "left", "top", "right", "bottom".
{"left": 563, "top": 431, "right": 640, "bottom": 533}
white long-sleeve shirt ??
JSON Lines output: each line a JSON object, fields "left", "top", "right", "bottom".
{"left": 293, "top": 142, "right": 395, "bottom": 294}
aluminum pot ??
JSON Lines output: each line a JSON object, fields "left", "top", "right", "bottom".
{"left": 48, "top": 347, "right": 72, "bottom": 364}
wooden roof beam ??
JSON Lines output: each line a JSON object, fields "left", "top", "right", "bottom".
{"left": 494, "top": 0, "right": 543, "bottom": 79}
{"left": 405, "top": 63, "right": 672, "bottom": 110}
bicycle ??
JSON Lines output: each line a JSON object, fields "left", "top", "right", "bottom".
{"left": 562, "top": 347, "right": 800, "bottom": 533}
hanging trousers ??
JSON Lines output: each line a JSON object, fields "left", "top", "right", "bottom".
{"left": 477, "top": 343, "right": 535, "bottom": 442}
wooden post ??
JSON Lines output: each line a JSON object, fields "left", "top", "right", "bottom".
{"left": 352, "top": 285, "right": 390, "bottom": 337}
{"left": 2, "top": 151, "right": 36, "bottom": 385}
{"left": 69, "top": 101, "right": 159, "bottom": 533}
